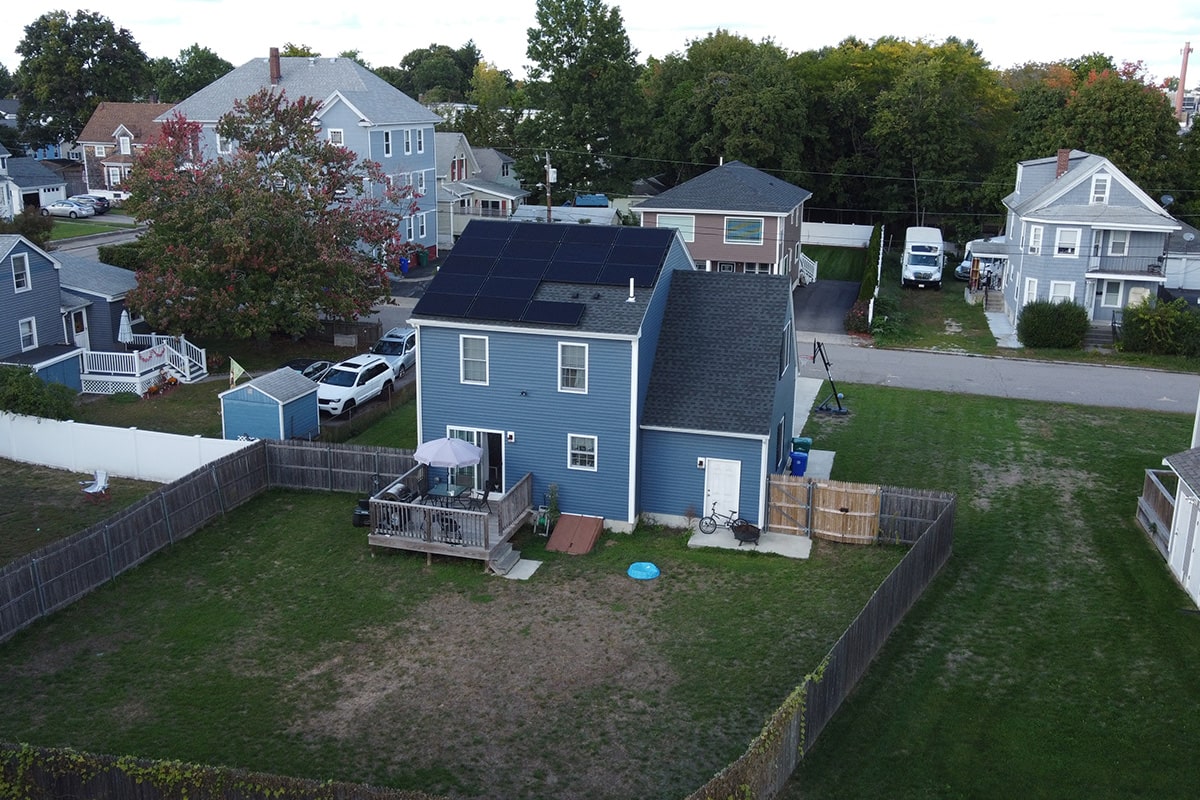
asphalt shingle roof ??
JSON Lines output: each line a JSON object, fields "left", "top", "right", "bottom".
{"left": 54, "top": 250, "right": 138, "bottom": 299}
{"left": 233, "top": 368, "right": 318, "bottom": 404}
{"left": 636, "top": 160, "right": 811, "bottom": 214}
{"left": 78, "top": 102, "right": 176, "bottom": 145}
{"left": 1166, "top": 448, "right": 1200, "bottom": 495}
{"left": 166, "top": 56, "right": 441, "bottom": 126}
{"left": 643, "top": 271, "right": 791, "bottom": 435}
{"left": 6, "top": 157, "right": 64, "bottom": 189}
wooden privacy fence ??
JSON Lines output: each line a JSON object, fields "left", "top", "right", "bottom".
{"left": 768, "top": 475, "right": 947, "bottom": 545}
{"left": 0, "top": 440, "right": 418, "bottom": 644}
{"left": 688, "top": 489, "right": 956, "bottom": 800}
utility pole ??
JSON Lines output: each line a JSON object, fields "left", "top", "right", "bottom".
{"left": 1176, "top": 42, "right": 1193, "bottom": 123}
{"left": 544, "top": 151, "right": 556, "bottom": 223}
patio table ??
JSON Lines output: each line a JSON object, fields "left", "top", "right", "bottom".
{"left": 425, "top": 483, "right": 470, "bottom": 507}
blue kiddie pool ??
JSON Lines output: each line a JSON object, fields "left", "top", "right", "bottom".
{"left": 627, "top": 561, "right": 660, "bottom": 580}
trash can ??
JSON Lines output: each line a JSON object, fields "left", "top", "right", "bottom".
{"left": 790, "top": 451, "right": 808, "bottom": 477}
{"left": 791, "top": 436, "right": 812, "bottom": 454}
{"left": 352, "top": 497, "right": 371, "bottom": 527}
{"left": 417, "top": 249, "right": 429, "bottom": 267}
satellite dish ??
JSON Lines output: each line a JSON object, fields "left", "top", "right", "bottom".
{"left": 1161, "top": 194, "right": 1175, "bottom": 207}
{"left": 1186, "top": 232, "right": 1196, "bottom": 242}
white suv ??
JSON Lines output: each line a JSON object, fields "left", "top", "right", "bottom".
{"left": 370, "top": 326, "right": 417, "bottom": 379}
{"left": 317, "top": 354, "right": 394, "bottom": 416}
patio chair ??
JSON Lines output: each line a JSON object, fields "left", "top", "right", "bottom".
{"left": 467, "top": 487, "right": 492, "bottom": 512}
{"left": 81, "top": 470, "right": 110, "bottom": 504}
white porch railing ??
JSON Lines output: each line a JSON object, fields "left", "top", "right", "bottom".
{"left": 80, "top": 334, "right": 208, "bottom": 395}
{"left": 799, "top": 252, "right": 819, "bottom": 285}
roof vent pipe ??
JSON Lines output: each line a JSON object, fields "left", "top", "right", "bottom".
{"left": 626, "top": 277, "right": 636, "bottom": 303}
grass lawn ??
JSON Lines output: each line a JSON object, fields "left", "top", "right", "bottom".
{"left": 0, "top": 491, "right": 903, "bottom": 800}
{"left": 47, "top": 218, "right": 138, "bottom": 240}
{"left": 781, "top": 385, "right": 1200, "bottom": 799}
{"left": 804, "top": 245, "right": 867, "bottom": 282}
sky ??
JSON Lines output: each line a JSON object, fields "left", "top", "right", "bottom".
{"left": 3, "top": 0, "right": 1199, "bottom": 88}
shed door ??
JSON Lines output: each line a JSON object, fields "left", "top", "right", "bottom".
{"left": 703, "top": 457, "right": 742, "bottom": 519}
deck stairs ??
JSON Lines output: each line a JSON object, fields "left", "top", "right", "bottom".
{"left": 487, "top": 542, "right": 522, "bottom": 576}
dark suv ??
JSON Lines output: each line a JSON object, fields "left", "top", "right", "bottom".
{"left": 70, "top": 195, "right": 111, "bottom": 215}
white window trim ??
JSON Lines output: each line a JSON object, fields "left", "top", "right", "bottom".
{"left": 215, "top": 134, "right": 232, "bottom": 155}
{"left": 328, "top": 129, "right": 345, "bottom": 147}
{"left": 1090, "top": 174, "right": 1110, "bottom": 205}
{"left": 656, "top": 214, "right": 695, "bottom": 242}
{"left": 1108, "top": 230, "right": 1129, "bottom": 257}
{"left": 779, "top": 321, "right": 791, "bottom": 377}
{"left": 404, "top": 129, "right": 412, "bottom": 155}
{"left": 558, "top": 342, "right": 588, "bottom": 394}
{"left": 383, "top": 130, "right": 392, "bottom": 158}
{"left": 405, "top": 217, "right": 414, "bottom": 240}
{"left": 1028, "top": 225, "right": 1043, "bottom": 255}
{"left": 418, "top": 213, "right": 427, "bottom": 238}
{"left": 119, "top": 135, "right": 131, "bottom": 155}
{"left": 417, "top": 171, "right": 426, "bottom": 194}
{"left": 460, "top": 335, "right": 488, "bottom": 385}
{"left": 1048, "top": 280, "right": 1075, "bottom": 304}
{"left": 1102, "top": 280, "right": 1123, "bottom": 308}
{"left": 93, "top": 145, "right": 106, "bottom": 157}
{"left": 417, "top": 129, "right": 425, "bottom": 153}
{"left": 1054, "top": 228, "right": 1080, "bottom": 258}
{"left": 18, "top": 317, "right": 37, "bottom": 351}
{"left": 724, "top": 216, "right": 764, "bottom": 245}
{"left": 12, "top": 253, "right": 30, "bottom": 293}
{"left": 567, "top": 433, "right": 598, "bottom": 471}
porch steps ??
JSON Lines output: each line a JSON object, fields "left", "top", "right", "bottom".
{"left": 1083, "top": 325, "right": 1117, "bottom": 351}
{"left": 488, "top": 543, "right": 522, "bottom": 576}
{"left": 984, "top": 290, "right": 1004, "bottom": 313}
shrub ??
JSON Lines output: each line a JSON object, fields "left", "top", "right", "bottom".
{"left": 1016, "top": 300, "right": 1089, "bottom": 349}
{"left": 0, "top": 207, "right": 54, "bottom": 250}
{"left": 97, "top": 241, "right": 147, "bottom": 270}
{"left": 858, "top": 225, "right": 882, "bottom": 301}
{"left": 0, "top": 366, "right": 76, "bottom": 419}
{"left": 1122, "top": 297, "right": 1200, "bottom": 356}
{"left": 845, "top": 300, "right": 871, "bottom": 333}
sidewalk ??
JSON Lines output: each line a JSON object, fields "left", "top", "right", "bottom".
{"left": 985, "top": 310, "right": 1022, "bottom": 349}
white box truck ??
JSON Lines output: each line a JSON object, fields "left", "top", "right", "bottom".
{"left": 901, "top": 226, "right": 944, "bottom": 289}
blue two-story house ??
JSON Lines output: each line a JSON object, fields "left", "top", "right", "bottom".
{"left": 164, "top": 48, "right": 442, "bottom": 256}
{"left": 1001, "top": 149, "right": 1180, "bottom": 327}
{"left": 1, "top": 235, "right": 83, "bottom": 390}
{"left": 408, "top": 220, "right": 796, "bottom": 532}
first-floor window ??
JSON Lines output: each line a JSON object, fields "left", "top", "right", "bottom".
{"left": 418, "top": 213, "right": 427, "bottom": 238}
{"left": 19, "top": 317, "right": 36, "bottom": 351}
{"left": 1102, "top": 280, "right": 1122, "bottom": 308}
{"left": 406, "top": 217, "right": 414, "bottom": 240}
{"left": 461, "top": 335, "right": 488, "bottom": 384}
{"left": 1048, "top": 281, "right": 1075, "bottom": 304}
{"left": 568, "top": 434, "right": 597, "bottom": 470}
{"left": 107, "top": 166, "right": 122, "bottom": 187}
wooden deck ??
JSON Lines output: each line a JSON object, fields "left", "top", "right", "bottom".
{"left": 366, "top": 470, "right": 534, "bottom": 573}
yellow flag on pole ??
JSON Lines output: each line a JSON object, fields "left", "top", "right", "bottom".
{"left": 229, "top": 358, "right": 246, "bottom": 388}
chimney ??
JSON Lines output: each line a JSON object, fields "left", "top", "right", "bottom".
{"left": 1055, "top": 148, "right": 1071, "bottom": 178}
{"left": 269, "top": 47, "right": 281, "bottom": 85}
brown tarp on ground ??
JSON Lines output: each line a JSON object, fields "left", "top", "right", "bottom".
{"left": 545, "top": 513, "right": 604, "bottom": 554}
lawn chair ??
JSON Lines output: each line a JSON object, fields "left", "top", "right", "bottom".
{"left": 467, "top": 487, "right": 492, "bottom": 512}
{"left": 81, "top": 470, "right": 110, "bottom": 504}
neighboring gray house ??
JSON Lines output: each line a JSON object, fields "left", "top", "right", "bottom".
{"left": 510, "top": 205, "right": 619, "bottom": 226}
{"left": 1000, "top": 149, "right": 1181, "bottom": 326}
{"left": 434, "top": 133, "right": 528, "bottom": 250}
{"left": 635, "top": 160, "right": 815, "bottom": 287}
{"left": 0, "top": 235, "right": 83, "bottom": 390}
{"left": 54, "top": 250, "right": 139, "bottom": 353}
{"left": 4, "top": 156, "right": 66, "bottom": 212}
{"left": 165, "top": 48, "right": 443, "bottom": 255}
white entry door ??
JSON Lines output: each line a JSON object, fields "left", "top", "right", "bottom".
{"left": 70, "top": 309, "right": 90, "bottom": 350}
{"left": 703, "top": 458, "right": 742, "bottom": 520}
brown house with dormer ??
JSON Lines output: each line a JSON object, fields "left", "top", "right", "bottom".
{"left": 76, "top": 102, "right": 175, "bottom": 195}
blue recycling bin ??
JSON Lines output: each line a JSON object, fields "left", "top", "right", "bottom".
{"left": 790, "top": 451, "right": 808, "bottom": 476}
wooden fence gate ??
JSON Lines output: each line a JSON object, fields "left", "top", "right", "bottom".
{"left": 768, "top": 475, "right": 882, "bottom": 544}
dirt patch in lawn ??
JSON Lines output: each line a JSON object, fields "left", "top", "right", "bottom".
{"left": 286, "top": 574, "right": 679, "bottom": 798}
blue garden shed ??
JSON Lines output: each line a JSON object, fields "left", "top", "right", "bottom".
{"left": 219, "top": 368, "right": 320, "bottom": 441}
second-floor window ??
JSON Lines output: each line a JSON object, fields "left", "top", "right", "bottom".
{"left": 418, "top": 213, "right": 427, "bottom": 238}
{"left": 383, "top": 131, "right": 392, "bottom": 158}
{"left": 1028, "top": 225, "right": 1043, "bottom": 255}
{"left": 416, "top": 171, "right": 426, "bottom": 195}
{"left": 119, "top": 135, "right": 131, "bottom": 155}
{"left": 417, "top": 129, "right": 425, "bottom": 153}
{"left": 94, "top": 145, "right": 106, "bottom": 157}
{"left": 725, "top": 217, "right": 764, "bottom": 245}
{"left": 12, "top": 253, "right": 30, "bottom": 293}
{"left": 1055, "top": 228, "right": 1080, "bottom": 257}
{"left": 1108, "top": 230, "right": 1129, "bottom": 256}
{"left": 461, "top": 335, "right": 488, "bottom": 384}
{"left": 328, "top": 129, "right": 344, "bottom": 147}
{"left": 658, "top": 214, "right": 695, "bottom": 242}
{"left": 404, "top": 130, "right": 412, "bottom": 155}
{"left": 406, "top": 217, "right": 414, "bottom": 240}
{"left": 559, "top": 342, "right": 588, "bottom": 392}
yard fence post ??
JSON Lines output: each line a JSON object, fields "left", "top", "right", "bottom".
{"left": 30, "top": 557, "right": 46, "bottom": 618}
{"left": 103, "top": 524, "right": 116, "bottom": 581}
{"left": 161, "top": 494, "right": 174, "bottom": 545}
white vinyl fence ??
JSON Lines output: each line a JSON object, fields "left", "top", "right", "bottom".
{"left": 801, "top": 222, "right": 873, "bottom": 248}
{"left": 0, "top": 413, "right": 252, "bottom": 483}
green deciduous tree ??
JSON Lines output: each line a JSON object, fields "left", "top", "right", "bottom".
{"left": 524, "top": 0, "right": 644, "bottom": 193}
{"left": 14, "top": 10, "right": 149, "bottom": 148}
{"left": 377, "top": 42, "right": 481, "bottom": 102}
{"left": 149, "top": 45, "right": 234, "bottom": 103}
{"left": 125, "top": 90, "right": 420, "bottom": 341}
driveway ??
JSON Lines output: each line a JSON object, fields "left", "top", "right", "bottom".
{"left": 794, "top": 279, "right": 859, "bottom": 335}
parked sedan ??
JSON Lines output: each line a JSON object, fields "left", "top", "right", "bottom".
{"left": 280, "top": 358, "right": 333, "bottom": 382}
{"left": 69, "top": 194, "right": 111, "bottom": 214}
{"left": 40, "top": 199, "right": 95, "bottom": 219}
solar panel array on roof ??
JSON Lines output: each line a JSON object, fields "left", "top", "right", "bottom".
{"left": 413, "top": 221, "right": 675, "bottom": 325}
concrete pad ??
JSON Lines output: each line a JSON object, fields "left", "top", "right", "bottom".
{"left": 803, "top": 449, "right": 835, "bottom": 479}
{"left": 501, "top": 559, "right": 543, "bottom": 580}
{"left": 985, "top": 310, "right": 1023, "bottom": 349}
{"left": 687, "top": 528, "right": 812, "bottom": 559}
{"left": 795, "top": 376, "right": 824, "bottom": 434}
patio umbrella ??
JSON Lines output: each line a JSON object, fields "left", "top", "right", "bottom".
{"left": 117, "top": 309, "right": 133, "bottom": 347}
{"left": 413, "top": 437, "right": 482, "bottom": 468}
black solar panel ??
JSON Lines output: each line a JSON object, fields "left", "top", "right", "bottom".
{"left": 434, "top": 272, "right": 487, "bottom": 295}
{"left": 499, "top": 258, "right": 551, "bottom": 279}
{"left": 463, "top": 219, "right": 517, "bottom": 239}
{"left": 414, "top": 291, "right": 473, "bottom": 317}
{"left": 550, "top": 243, "right": 607, "bottom": 264}
{"left": 543, "top": 260, "right": 604, "bottom": 283}
{"left": 512, "top": 223, "right": 567, "bottom": 243}
{"left": 501, "top": 237, "right": 560, "bottom": 261}
{"left": 522, "top": 301, "right": 585, "bottom": 326}
{"left": 617, "top": 226, "right": 673, "bottom": 246}
{"left": 481, "top": 275, "right": 539, "bottom": 300}
{"left": 610, "top": 244, "right": 661, "bottom": 263}
{"left": 445, "top": 236, "right": 500, "bottom": 257}
{"left": 563, "top": 225, "right": 619, "bottom": 247}
{"left": 469, "top": 295, "right": 528, "bottom": 322}
{"left": 445, "top": 254, "right": 496, "bottom": 275}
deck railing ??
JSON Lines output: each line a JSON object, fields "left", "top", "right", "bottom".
{"left": 81, "top": 335, "right": 208, "bottom": 395}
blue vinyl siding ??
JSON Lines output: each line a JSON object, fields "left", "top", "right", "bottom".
{"left": 634, "top": 235, "right": 695, "bottom": 414}
{"left": 1, "top": 243, "right": 64, "bottom": 356}
{"left": 640, "top": 429, "right": 766, "bottom": 525}
{"left": 420, "top": 325, "right": 634, "bottom": 521}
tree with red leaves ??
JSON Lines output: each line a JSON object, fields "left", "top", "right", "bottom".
{"left": 124, "top": 88, "right": 420, "bottom": 341}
